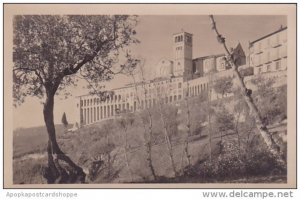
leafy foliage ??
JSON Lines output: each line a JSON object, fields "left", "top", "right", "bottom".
{"left": 252, "top": 76, "right": 287, "bottom": 124}
{"left": 13, "top": 15, "right": 139, "bottom": 105}
{"left": 213, "top": 76, "right": 233, "bottom": 97}
{"left": 13, "top": 15, "right": 139, "bottom": 183}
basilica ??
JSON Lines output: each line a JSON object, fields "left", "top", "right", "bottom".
{"left": 75, "top": 27, "right": 287, "bottom": 126}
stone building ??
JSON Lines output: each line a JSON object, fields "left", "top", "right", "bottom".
{"left": 75, "top": 31, "right": 246, "bottom": 126}
{"left": 249, "top": 26, "right": 287, "bottom": 75}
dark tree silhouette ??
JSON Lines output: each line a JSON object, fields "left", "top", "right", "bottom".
{"left": 13, "top": 15, "right": 139, "bottom": 183}
{"left": 61, "top": 112, "right": 68, "bottom": 128}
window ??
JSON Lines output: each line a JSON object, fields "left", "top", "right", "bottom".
{"left": 267, "top": 38, "right": 270, "bottom": 47}
{"left": 187, "top": 35, "right": 192, "bottom": 43}
{"left": 258, "top": 67, "right": 262, "bottom": 74}
{"left": 267, "top": 65, "right": 271, "bottom": 72}
{"left": 87, "top": 108, "right": 89, "bottom": 124}
{"left": 276, "top": 61, "right": 281, "bottom": 70}
{"left": 267, "top": 51, "right": 270, "bottom": 62}
{"left": 178, "top": 82, "right": 182, "bottom": 89}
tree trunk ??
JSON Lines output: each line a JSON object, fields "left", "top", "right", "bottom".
{"left": 209, "top": 15, "right": 285, "bottom": 163}
{"left": 207, "top": 73, "right": 213, "bottom": 163}
{"left": 120, "top": 126, "right": 133, "bottom": 182}
{"left": 43, "top": 92, "right": 86, "bottom": 184}
{"left": 145, "top": 108, "right": 157, "bottom": 180}
{"left": 181, "top": 89, "right": 192, "bottom": 170}
{"left": 130, "top": 73, "right": 157, "bottom": 180}
{"left": 158, "top": 101, "right": 177, "bottom": 177}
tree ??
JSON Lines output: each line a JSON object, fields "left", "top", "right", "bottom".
{"left": 209, "top": 15, "right": 284, "bottom": 164}
{"left": 117, "top": 113, "right": 135, "bottom": 182}
{"left": 61, "top": 112, "right": 68, "bottom": 128}
{"left": 213, "top": 76, "right": 233, "bottom": 98}
{"left": 180, "top": 81, "right": 192, "bottom": 170}
{"left": 251, "top": 76, "right": 287, "bottom": 125}
{"left": 154, "top": 84, "right": 178, "bottom": 177}
{"left": 214, "top": 106, "right": 235, "bottom": 153}
{"left": 13, "top": 15, "right": 139, "bottom": 183}
{"left": 128, "top": 60, "right": 157, "bottom": 180}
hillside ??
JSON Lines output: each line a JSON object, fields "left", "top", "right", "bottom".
{"left": 13, "top": 124, "right": 70, "bottom": 159}
{"left": 13, "top": 84, "right": 287, "bottom": 184}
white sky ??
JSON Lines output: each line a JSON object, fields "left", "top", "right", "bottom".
{"left": 13, "top": 15, "right": 287, "bottom": 129}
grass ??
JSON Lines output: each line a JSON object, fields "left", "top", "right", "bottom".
{"left": 13, "top": 124, "right": 70, "bottom": 159}
{"left": 13, "top": 157, "right": 48, "bottom": 184}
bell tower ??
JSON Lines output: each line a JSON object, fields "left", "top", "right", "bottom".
{"left": 173, "top": 31, "right": 193, "bottom": 79}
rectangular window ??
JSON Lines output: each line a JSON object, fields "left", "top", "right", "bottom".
{"left": 258, "top": 67, "right": 262, "bottom": 74}
{"left": 276, "top": 61, "right": 281, "bottom": 70}
{"left": 178, "top": 82, "right": 182, "bottom": 89}
{"left": 267, "top": 51, "right": 270, "bottom": 62}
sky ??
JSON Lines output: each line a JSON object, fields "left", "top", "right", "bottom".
{"left": 13, "top": 15, "right": 287, "bottom": 129}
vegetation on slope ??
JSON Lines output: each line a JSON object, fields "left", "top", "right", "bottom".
{"left": 13, "top": 78, "right": 287, "bottom": 184}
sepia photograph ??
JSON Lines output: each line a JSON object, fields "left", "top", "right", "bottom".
{"left": 3, "top": 3, "right": 296, "bottom": 188}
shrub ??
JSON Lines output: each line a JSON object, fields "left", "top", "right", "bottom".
{"left": 13, "top": 158, "right": 47, "bottom": 184}
{"left": 244, "top": 148, "right": 286, "bottom": 176}
{"left": 183, "top": 139, "right": 286, "bottom": 182}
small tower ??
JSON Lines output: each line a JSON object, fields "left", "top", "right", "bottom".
{"left": 173, "top": 31, "right": 193, "bottom": 80}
